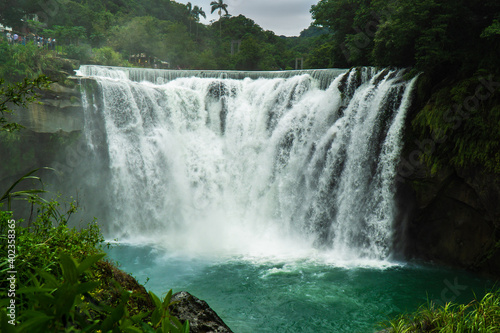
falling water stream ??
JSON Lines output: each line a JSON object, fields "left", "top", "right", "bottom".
{"left": 76, "top": 66, "right": 493, "bottom": 332}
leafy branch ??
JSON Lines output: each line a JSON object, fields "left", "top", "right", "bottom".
{"left": 0, "top": 168, "right": 55, "bottom": 211}
{"left": 0, "top": 76, "right": 51, "bottom": 133}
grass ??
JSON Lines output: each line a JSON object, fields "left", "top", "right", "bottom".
{"left": 382, "top": 291, "right": 500, "bottom": 332}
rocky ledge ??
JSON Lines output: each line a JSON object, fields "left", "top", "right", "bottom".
{"left": 11, "top": 81, "right": 84, "bottom": 133}
{"left": 97, "top": 260, "right": 233, "bottom": 332}
{"left": 171, "top": 291, "right": 234, "bottom": 333}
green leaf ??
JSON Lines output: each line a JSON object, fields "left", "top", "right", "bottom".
{"left": 121, "top": 326, "right": 144, "bottom": 333}
{"left": 17, "top": 287, "right": 55, "bottom": 294}
{"left": 30, "top": 293, "right": 57, "bottom": 308}
{"left": 75, "top": 281, "right": 100, "bottom": 295}
{"left": 37, "top": 270, "right": 59, "bottom": 289}
{"left": 131, "top": 311, "right": 149, "bottom": 323}
{"left": 170, "top": 316, "right": 183, "bottom": 330}
{"left": 163, "top": 289, "right": 173, "bottom": 308}
{"left": 17, "top": 311, "right": 53, "bottom": 332}
{"left": 182, "top": 320, "right": 190, "bottom": 333}
{"left": 1, "top": 309, "right": 18, "bottom": 333}
{"left": 151, "top": 309, "right": 162, "bottom": 327}
{"left": 149, "top": 291, "right": 163, "bottom": 310}
{"left": 53, "top": 287, "right": 78, "bottom": 318}
{"left": 163, "top": 317, "right": 179, "bottom": 333}
{"left": 76, "top": 253, "right": 106, "bottom": 274}
{"left": 99, "top": 299, "right": 126, "bottom": 332}
{"left": 59, "top": 252, "right": 78, "bottom": 285}
{"left": 0, "top": 168, "right": 44, "bottom": 209}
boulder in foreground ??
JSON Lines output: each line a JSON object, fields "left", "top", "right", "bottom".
{"left": 170, "top": 291, "right": 234, "bottom": 333}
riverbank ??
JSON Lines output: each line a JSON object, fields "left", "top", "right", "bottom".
{"left": 0, "top": 201, "right": 232, "bottom": 332}
{"left": 380, "top": 290, "right": 500, "bottom": 332}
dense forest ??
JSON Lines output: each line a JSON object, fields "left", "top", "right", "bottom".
{"left": 0, "top": 0, "right": 330, "bottom": 71}
{"left": 1, "top": 0, "right": 499, "bottom": 75}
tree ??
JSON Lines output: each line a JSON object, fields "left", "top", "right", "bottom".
{"left": 187, "top": 3, "right": 206, "bottom": 37}
{"left": 210, "top": 0, "right": 229, "bottom": 38}
{"left": 310, "top": 0, "right": 382, "bottom": 66}
{"left": 193, "top": 6, "right": 206, "bottom": 38}
{"left": 0, "top": 76, "right": 51, "bottom": 133}
{"left": 0, "top": 0, "right": 39, "bottom": 28}
{"left": 235, "top": 36, "right": 263, "bottom": 70}
{"left": 186, "top": 2, "right": 194, "bottom": 34}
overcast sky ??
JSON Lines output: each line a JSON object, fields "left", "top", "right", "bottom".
{"left": 176, "top": 0, "right": 319, "bottom": 37}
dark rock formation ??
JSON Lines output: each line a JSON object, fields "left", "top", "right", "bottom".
{"left": 170, "top": 291, "right": 233, "bottom": 333}
{"left": 400, "top": 164, "right": 500, "bottom": 275}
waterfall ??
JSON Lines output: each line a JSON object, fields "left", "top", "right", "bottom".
{"left": 78, "top": 66, "right": 417, "bottom": 261}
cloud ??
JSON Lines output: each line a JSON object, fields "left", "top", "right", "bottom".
{"left": 178, "top": 0, "right": 317, "bottom": 36}
{"left": 230, "top": 0, "right": 316, "bottom": 35}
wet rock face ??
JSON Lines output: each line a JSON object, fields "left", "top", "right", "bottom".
{"left": 401, "top": 165, "right": 500, "bottom": 275}
{"left": 170, "top": 291, "right": 234, "bottom": 333}
{"left": 11, "top": 81, "right": 84, "bottom": 133}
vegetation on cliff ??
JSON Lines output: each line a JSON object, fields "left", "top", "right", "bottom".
{"left": 382, "top": 291, "right": 500, "bottom": 332}
{"left": 0, "top": 201, "right": 189, "bottom": 332}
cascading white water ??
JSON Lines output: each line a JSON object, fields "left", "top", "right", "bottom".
{"left": 78, "top": 66, "right": 417, "bottom": 261}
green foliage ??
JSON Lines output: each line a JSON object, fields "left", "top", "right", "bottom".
{"left": 2, "top": 0, "right": 500, "bottom": 74}
{"left": 1, "top": 0, "right": 328, "bottom": 71}
{"left": 0, "top": 0, "right": 40, "bottom": 27}
{"left": 0, "top": 246, "right": 186, "bottom": 332}
{"left": 306, "top": 39, "right": 335, "bottom": 69}
{"left": 109, "top": 16, "right": 197, "bottom": 68}
{"left": 311, "top": 0, "right": 379, "bottom": 66}
{"left": 482, "top": 19, "right": 500, "bottom": 38}
{"left": 149, "top": 290, "right": 190, "bottom": 333}
{"left": 92, "top": 47, "right": 130, "bottom": 67}
{"left": 309, "top": 0, "right": 500, "bottom": 175}
{"left": 211, "top": 0, "right": 230, "bottom": 39}
{"left": 0, "top": 168, "right": 49, "bottom": 211}
{"left": 12, "top": 252, "right": 106, "bottom": 332}
{"left": 0, "top": 194, "right": 188, "bottom": 332}
{"left": 411, "top": 74, "right": 500, "bottom": 173}
{"left": 210, "top": 0, "right": 229, "bottom": 16}
{"left": 382, "top": 290, "right": 500, "bottom": 332}
{"left": 0, "top": 76, "right": 51, "bottom": 132}
{"left": 311, "top": 0, "right": 500, "bottom": 76}
{"left": 43, "top": 25, "right": 87, "bottom": 46}
{"left": 234, "top": 36, "right": 262, "bottom": 70}
{"left": 64, "top": 43, "right": 93, "bottom": 63}
{"left": 0, "top": 42, "right": 62, "bottom": 82}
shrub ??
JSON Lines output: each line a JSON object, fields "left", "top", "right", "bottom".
{"left": 382, "top": 291, "right": 500, "bottom": 332}
{"left": 0, "top": 197, "right": 189, "bottom": 332}
{"left": 92, "top": 47, "right": 130, "bottom": 67}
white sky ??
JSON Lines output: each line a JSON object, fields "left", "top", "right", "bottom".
{"left": 175, "top": 0, "right": 319, "bottom": 37}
